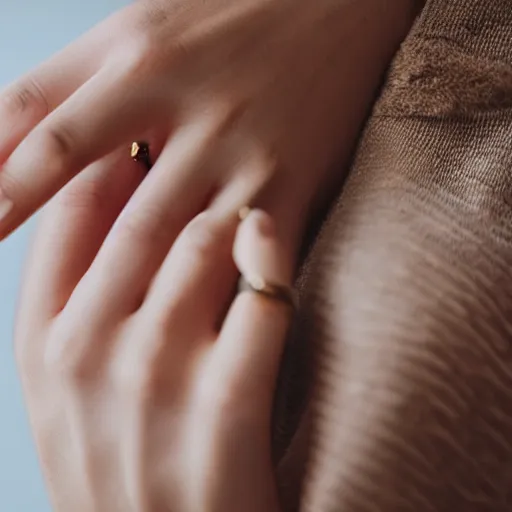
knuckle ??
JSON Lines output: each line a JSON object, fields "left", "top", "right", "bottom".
{"left": 116, "top": 32, "right": 172, "bottom": 79}
{"left": 43, "top": 322, "right": 92, "bottom": 384}
{"left": 110, "top": 12, "right": 190, "bottom": 86}
{"left": 42, "top": 123, "right": 78, "bottom": 167}
{"left": 44, "top": 342, "right": 88, "bottom": 384}
{"left": 112, "top": 350, "right": 159, "bottom": 402}
{"left": 0, "top": 123, "right": 79, "bottom": 204}
{"left": 2, "top": 76, "right": 49, "bottom": 117}
{"left": 122, "top": 39, "right": 159, "bottom": 77}
{"left": 14, "top": 122, "right": 80, "bottom": 183}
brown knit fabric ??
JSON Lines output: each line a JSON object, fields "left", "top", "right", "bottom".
{"left": 277, "top": 1, "right": 512, "bottom": 510}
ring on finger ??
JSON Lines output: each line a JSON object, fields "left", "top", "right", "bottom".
{"left": 131, "top": 141, "right": 153, "bottom": 171}
{"left": 238, "top": 274, "right": 298, "bottom": 310}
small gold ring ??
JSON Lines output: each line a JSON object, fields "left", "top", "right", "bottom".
{"left": 238, "top": 274, "right": 298, "bottom": 310}
{"left": 131, "top": 141, "right": 153, "bottom": 171}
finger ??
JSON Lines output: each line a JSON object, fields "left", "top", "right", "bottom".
{"left": 0, "top": 66, "right": 166, "bottom": 240}
{"left": 60, "top": 115, "right": 228, "bottom": 329}
{"left": 111, "top": 210, "right": 239, "bottom": 402}
{"left": 141, "top": 210, "right": 239, "bottom": 336}
{"left": 17, "top": 148, "right": 146, "bottom": 326}
{"left": 135, "top": 136, "right": 279, "bottom": 331}
{"left": 0, "top": 13, "right": 116, "bottom": 163}
{"left": 217, "top": 209, "right": 294, "bottom": 415}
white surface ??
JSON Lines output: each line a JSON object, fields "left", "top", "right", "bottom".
{"left": 0, "top": 1, "right": 129, "bottom": 509}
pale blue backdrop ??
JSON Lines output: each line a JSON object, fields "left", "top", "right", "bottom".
{"left": 0, "top": 1, "right": 129, "bottom": 509}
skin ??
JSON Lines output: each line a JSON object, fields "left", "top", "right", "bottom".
{"left": 17, "top": 208, "right": 292, "bottom": 512}
{"left": 0, "top": 0, "right": 420, "bottom": 254}
{"left": 8, "top": 0, "right": 424, "bottom": 509}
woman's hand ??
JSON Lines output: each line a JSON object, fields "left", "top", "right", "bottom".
{"left": 16, "top": 207, "right": 291, "bottom": 512}
{"left": 0, "top": 0, "right": 419, "bottom": 253}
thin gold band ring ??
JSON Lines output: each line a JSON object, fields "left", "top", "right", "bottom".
{"left": 238, "top": 274, "right": 298, "bottom": 310}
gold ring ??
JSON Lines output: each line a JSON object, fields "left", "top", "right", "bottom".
{"left": 238, "top": 274, "right": 298, "bottom": 310}
{"left": 131, "top": 141, "right": 153, "bottom": 171}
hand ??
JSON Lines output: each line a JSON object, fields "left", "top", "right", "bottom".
{"left": 16, "top": 208, "right": 291, "bottom": 512}
{"left": 0, "top": 0, "right": 419, "bottom": 252}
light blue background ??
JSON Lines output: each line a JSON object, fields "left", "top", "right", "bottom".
{"left": 0, "top": 1, "right": 129, "bottom": 510}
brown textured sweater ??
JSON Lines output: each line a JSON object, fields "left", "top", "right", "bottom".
{"left": 276, "top": 1, "right": 512, "bottom": 510}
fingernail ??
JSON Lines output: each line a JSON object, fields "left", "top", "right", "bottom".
{"left": 0, "top": 188, "right": 13, "bottom": 223}
{"left": 250, "top": 209, "right": 275, "bottom": 238}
